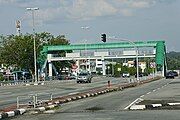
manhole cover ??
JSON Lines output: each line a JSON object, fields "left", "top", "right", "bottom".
{"left": 85, "top": 106, "right": 104, "bottom": 111}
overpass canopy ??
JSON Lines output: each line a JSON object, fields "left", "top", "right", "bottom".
{"left": 39, "top": 40, "right": 166, "bottom": 71}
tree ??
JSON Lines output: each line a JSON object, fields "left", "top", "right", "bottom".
{"left": 0, "top": 34, "right": 34, "bottom": 71}
{"left": 0, "top": 32, "right": 71, "bottom": 74}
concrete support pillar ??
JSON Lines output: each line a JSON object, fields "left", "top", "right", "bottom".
{"left": 102, "top": 57, "right": 106, "bottom": 76}
{"left": 48, "top": 62, "right": 53, "bottom": 79}
{"left": 162, "top": 64, "right": 165, "bottom": 77}
{"left": 76, "top": 60, "right": 80, "bottom": 74}
{"left": 47, "top": 54, "right": 53, "bottom": 80}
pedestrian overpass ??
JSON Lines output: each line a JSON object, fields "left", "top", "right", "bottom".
{"left": 39, "top": 40, "right": 166, "bottom": 78}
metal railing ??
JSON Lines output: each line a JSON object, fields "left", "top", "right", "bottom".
{"left": 17, "top": 93, "right": 53, "bottom": 109}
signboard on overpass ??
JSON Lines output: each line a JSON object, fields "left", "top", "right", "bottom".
{"left": 66, "top": 53, "right": 80, "bottom": 57}
{"left": 94, "top": 52, "right": 109, "bottom": 56}
{"left": 123, "top": 50, "right": 136, "bottom": 55}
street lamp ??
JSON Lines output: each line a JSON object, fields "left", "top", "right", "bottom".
{"left": 109, "top": 37, "right": 139, "bottom": 82}
{"left": 26, "top": 7, "right": 39, "bottom": 84}
{"left": 81, "top": 26, "right": 90, "bottom": 72}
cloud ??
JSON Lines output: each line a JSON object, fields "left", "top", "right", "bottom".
{"left": 0, "top": 0, "right": 177, "bottom": 23}
{"left": 66, "top": 0, "right": 117, "bottom": 20}
{"left": 129, "top": 1, "right": 153, "bottom": 8}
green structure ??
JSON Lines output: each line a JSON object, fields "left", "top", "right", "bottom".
{"left": 39, "top": 40, "right": 166, "bottom": 77}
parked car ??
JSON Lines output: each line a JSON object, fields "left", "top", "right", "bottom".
{"left": 11, "top": 71, "right": 32, "bottom": 80}
{"left": 166, "top": 72, "right": 175, "bottom": 79}
{"left": 77, "top": 72, "right": 92, "bottom": 83}
{"left": 122, "top": 72, "right": 130, "bottom": 77}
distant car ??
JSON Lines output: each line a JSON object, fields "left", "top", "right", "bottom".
{"left": 169, "top": 71, "right": 178, "bottom": 77}
{"left": 166, "top": 72, "right": 175, "bottom": 79}
{"left": 77, "top": 72, "right": 92, "bottom": 83}
{"left": 69, "top": 74, "right": 77, "bottom": 80}
{"left": 57, "top": 75, "right": 69, "bottom": 80}
{"left": 135, "top": 73, "right": 143, "bottom": 77}
{"left": 122, "top": 72, "right": 130, "bottom": 77}
{"left": 142, "top": 72, "right": 148, "bottom": 76}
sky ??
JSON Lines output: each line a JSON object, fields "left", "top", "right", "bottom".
{"left": 0, "top": 0, "right": 180, "bottom": 52}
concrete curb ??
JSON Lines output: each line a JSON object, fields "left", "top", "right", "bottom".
{"left": 0, "top": 109, "right": 26, "bottom": 119}
{"left": 34, "top": 104, "right": 59, "bottom": 112}
{"left": 130, "top": 103, "right": 180, "bottom": 110}
{"left": 0, "top": 82, "right": 25, "bottom": 87}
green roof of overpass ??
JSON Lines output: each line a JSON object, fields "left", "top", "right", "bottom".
{"left": 42, "top": 40, "right": 164, "bottom": 52}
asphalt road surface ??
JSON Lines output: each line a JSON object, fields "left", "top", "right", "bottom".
{"left": 0, "top": 76, "right": 130, "bottom": 110}
{"left": 10, "top": 77, "right": 180, "bottom": 120}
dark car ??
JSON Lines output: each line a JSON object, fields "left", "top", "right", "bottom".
{"left": 170, "top": 71, "right": 178, "bottom": 77}
{"left": 166, "top": 72, "right": 175, "bottom": 79}
{"left": 135, "top": 73, "right": 143, "bottom": 77}
{"left": 12, "top": 71, "right": 32, "bottom": 80}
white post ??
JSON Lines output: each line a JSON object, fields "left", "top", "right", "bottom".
{"left": 33, "top": 95, "right": 36, "bottom": 108}
{"left": 50, "top": 93, "right": 53, "bottom": 101}
{"left": 17, "top": 96, "right": 19, "bottom": 109}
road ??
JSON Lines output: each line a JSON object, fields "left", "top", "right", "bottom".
{"left": 0, "top": 76, "right": 131, "bottom": 110}
{"left": 11, "top": 77, "right": 180, "bottom": 120}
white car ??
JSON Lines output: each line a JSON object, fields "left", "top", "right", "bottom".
{"left": 122, "top": 72, "right": 130, "bottom": 77}
{"left": 77, "top": 72, "right": 92, "bottom": 83}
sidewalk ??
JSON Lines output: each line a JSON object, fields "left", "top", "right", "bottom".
{"left": 129, "top": 77, "right": 180, "bottom": 110}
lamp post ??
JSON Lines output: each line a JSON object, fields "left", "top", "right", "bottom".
{"left": 81, "top": 26, "right": 90, "bottom": 71}
{"left": 108, "top": 37, "right": 139, "bottom": 82}
{"left": 26, "top": 7, "right": 39, "bottom": 84}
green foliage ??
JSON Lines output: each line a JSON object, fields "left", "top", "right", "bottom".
{"left": 0, "top": 74, "right": 4, "bottom": 81}
{"left": 166, "top": 51, "right": 180, "bottom": 70}
{"left": 114, "top": 63, "right": 122, "bottom": 77}
{"left": 0, "top": 32, "right": 71, "bottom": 73}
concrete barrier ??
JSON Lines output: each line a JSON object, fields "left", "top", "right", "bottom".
{"left": 0, "top": 108, "right": 26, "bottom": 119}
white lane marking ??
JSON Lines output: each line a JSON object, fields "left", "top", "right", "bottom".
{"left": 168, "top": 103, "right": 180, "bottom": 106}
{"left": 152, "top": 104, "right": 162, "bottom": 107}
{"left": 124, "top": 98, "right": 143, "bottom": 110}
{"left": 0, "top": 92, "right": 12, "bottom": 95}
{"left": 130, "top": 105, "right": 146, "bottom": 110}
{"left": 68, "top": 92, "right": 79, "bottom": 95}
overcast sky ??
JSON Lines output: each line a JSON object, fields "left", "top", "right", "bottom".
{"left": 0, "top": 0, "right": 180, "bottom": 52}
